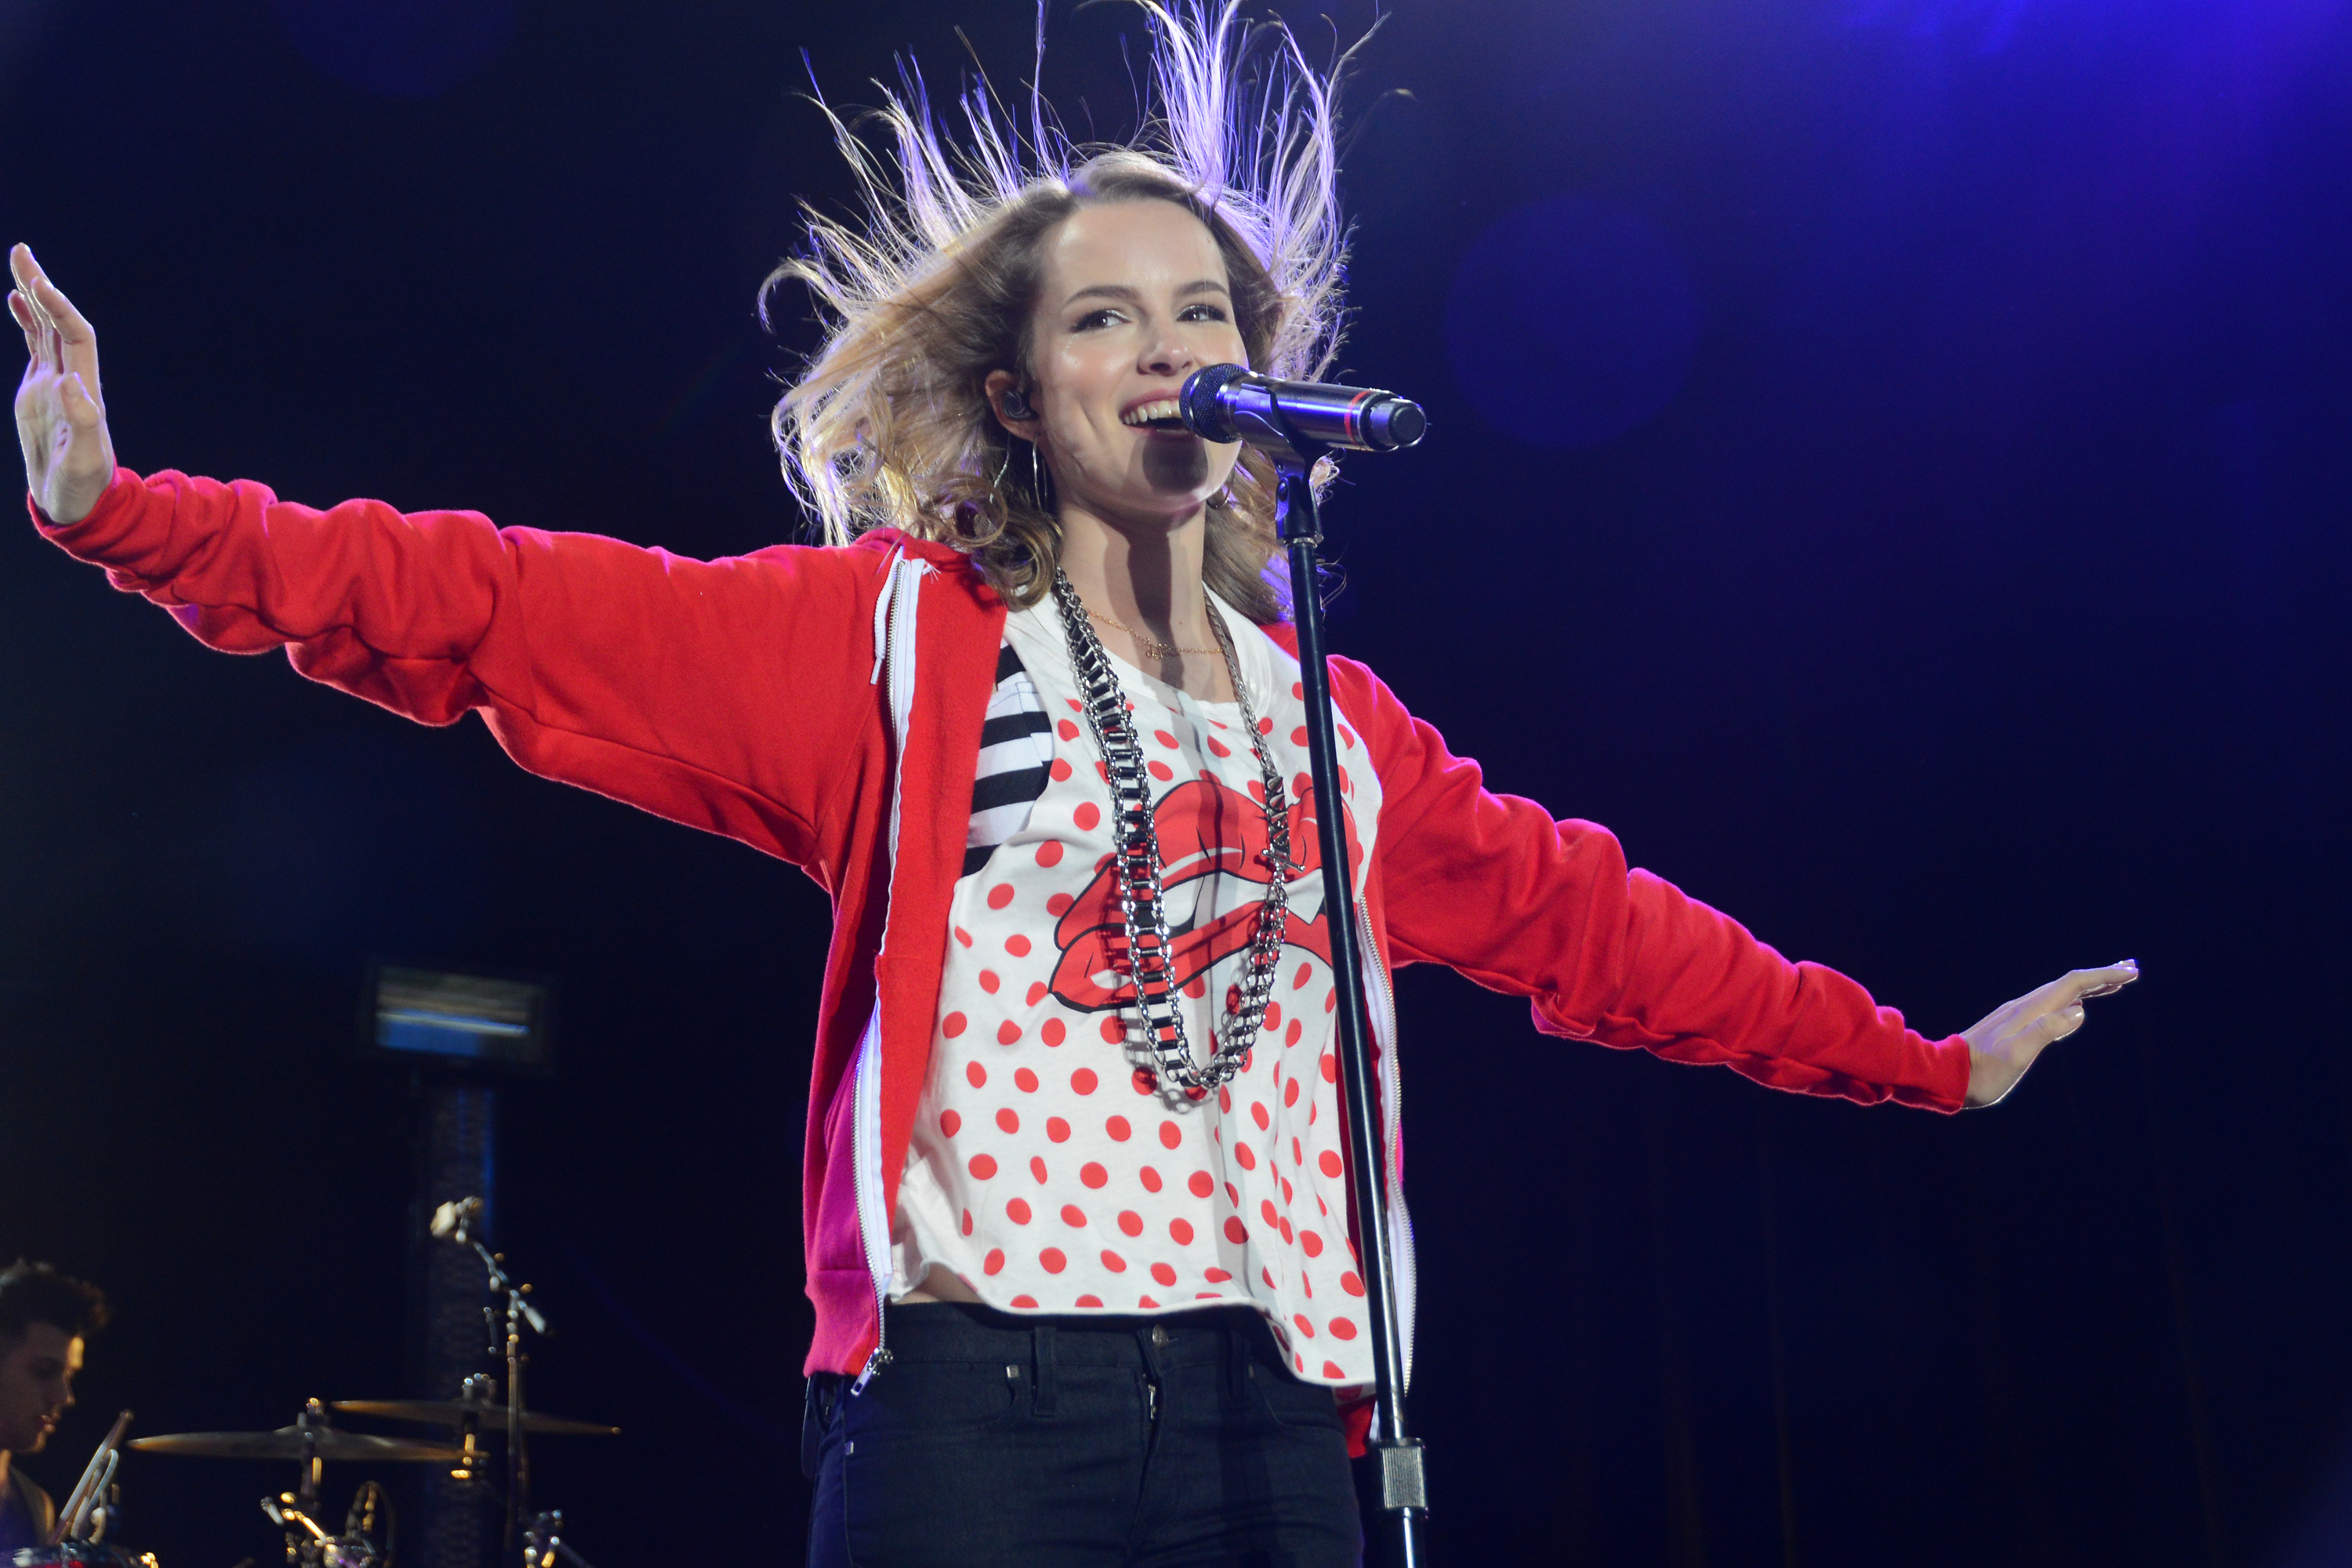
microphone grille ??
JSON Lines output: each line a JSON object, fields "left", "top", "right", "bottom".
{"left": 1178, "top": 364, "right": 1251, "bottom": 442}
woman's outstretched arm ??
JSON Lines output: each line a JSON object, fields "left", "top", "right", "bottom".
{"left": 1344, "top": 655, "right": 2135, "bottom": 1110}
{"left": 9, "top": 245, "right": 883, "bottom": 876}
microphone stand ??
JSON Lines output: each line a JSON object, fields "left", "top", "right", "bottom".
{"left": 437, "top": 1204, "right": 550, "bottom": 1558}
{"left": 1265, "top": 434, "right": 1429, "bottom": 1567}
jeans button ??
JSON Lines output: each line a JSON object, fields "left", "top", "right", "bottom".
{"left": 1150, "top": 1324, "right": 1171, "bottom": 1348}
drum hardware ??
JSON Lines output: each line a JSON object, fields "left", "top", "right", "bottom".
{"left": 12, "top": 1415, "right": 158, "bottom": 1568}
{"left": 102, "top": 1202, "right": 601, "bottom": 1568}
{"left": 48, "top": 1410, "right": 133, "bottom": 1547}
{"left": 255, "top": 1480, "right": 385, "bottom": 1568}
{"left": 132, "top": 1405, "right": 451, "bottom": 1568}
{"left": 5, "top": 1545, "right": 157, "bottom": 1568}
{"left": 518, "top": 1513, "right": 593, "bottom": 1568}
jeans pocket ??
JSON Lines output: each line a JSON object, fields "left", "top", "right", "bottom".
{"left": 837, "top": 1361, "right": 1031, "bottom": 1566}
{"left": 844, "top": 1358, "right": 1025, "bottom": 1443}
{"left": 1247, "top": 1359, "right": 1345, "bottom": 1431}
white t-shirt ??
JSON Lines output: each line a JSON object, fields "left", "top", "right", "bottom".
{"left": 891, "top": 590, "right": 1383, "bottom": 1385}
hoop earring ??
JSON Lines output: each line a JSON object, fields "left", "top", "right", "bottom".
{"left": 1029, "top": 442, "right": 1054, "bottom": 510}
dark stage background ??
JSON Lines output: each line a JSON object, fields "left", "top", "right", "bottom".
{"left": 4, "top": 1, "right": 2350, "bottom": 1563}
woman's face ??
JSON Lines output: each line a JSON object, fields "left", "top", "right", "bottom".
{"left": 990, "top": 198, "right": 1250, "bottom": 528}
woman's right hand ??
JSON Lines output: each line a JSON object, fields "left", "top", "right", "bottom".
{"left": 11, "top": 244, "right": 115, "bottom": 526}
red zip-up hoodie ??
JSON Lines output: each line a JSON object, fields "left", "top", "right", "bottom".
{"left": 35, "top": 467, "right": 1971, "bottom": 1398}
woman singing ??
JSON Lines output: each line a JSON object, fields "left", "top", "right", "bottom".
{"left": 10, "top": 5, "right": 2131, "bottom": 1563}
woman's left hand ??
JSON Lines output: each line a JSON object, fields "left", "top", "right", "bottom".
{"left": 1963, "top": 960, "right": 2139, "bottom": 1106}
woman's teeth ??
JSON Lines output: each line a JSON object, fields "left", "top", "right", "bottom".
{"left": 1121, "top": 399, "right": 1185, "bottom": 429}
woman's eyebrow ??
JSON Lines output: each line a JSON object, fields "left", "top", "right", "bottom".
{"left": 1060, "top": 279, "right": 1230, "bottom": 308}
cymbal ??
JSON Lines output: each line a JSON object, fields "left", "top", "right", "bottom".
{"left": 332, "top": 1399, "right": 619, "bottom": 1437}
{"left": 129, "top": 1428, "right": 466, "bottom": 1463}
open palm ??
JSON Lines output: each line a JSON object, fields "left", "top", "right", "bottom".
{"left": 1964, "top": 960, "right": 2139, "bottom": 1106}
{"left": 10, "top": 244, "right": 114, "bottom": 526}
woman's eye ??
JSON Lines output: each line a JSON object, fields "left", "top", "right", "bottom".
{"left": 1073, "top": 309, "right": 1122, "bottom": 331}
{"left": 1179, "top": 303, "right": 1230, "bottom": 323}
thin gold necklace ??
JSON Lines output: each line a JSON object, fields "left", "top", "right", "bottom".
{"left": 1083, "top": 607, "right": 1217, "bottom": 659}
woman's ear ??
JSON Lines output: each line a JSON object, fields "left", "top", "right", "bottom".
{"left": 985, "top": 369, "right": 1040, "bottom": 437}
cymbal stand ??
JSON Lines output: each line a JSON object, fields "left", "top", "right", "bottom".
{"left": 432, "top": 1200, "right": 550, "bottom": 1555}
{"left": 260, "top": 1403, "right": 339, "bottom": 1568}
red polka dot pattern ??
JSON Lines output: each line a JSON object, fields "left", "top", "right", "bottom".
{"left": 897, "top": 630, "right": 1381, "bottom": 1386}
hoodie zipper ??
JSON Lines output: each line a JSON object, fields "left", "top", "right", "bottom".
{"left": 850, "top": 1013, "right": 893, "bottom": 1394}
{"left": 851, "top": 552, "right": 927, "bottom": 1395}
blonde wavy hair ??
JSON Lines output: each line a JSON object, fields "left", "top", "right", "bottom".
{"left": 764, "top": 2, "right": 1359, "bottom": 620}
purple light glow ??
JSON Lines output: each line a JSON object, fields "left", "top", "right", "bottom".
{"left": 1443, "top": 195, "right": 1703, "bottom": 451}
{"left": 272, "top": 0, "right": 517, "bottom": 98}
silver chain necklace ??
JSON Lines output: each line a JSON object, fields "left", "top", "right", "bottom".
{"left": 1049, "top": 568, "right": 1296, "bottom": 1094}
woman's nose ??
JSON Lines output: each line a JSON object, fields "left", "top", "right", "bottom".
{"left": 1140, "top": 334, "right": 1195, "bottom": 375}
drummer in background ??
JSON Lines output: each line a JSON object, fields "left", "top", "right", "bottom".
{"left": 0, "top": 1262, "right": 109, "bottom": 1555}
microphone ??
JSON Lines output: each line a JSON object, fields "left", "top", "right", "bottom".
{"left": 1178, "top": 365, "right": 1427, "bottom": 454}
{"left": 430, "top": 1196, "right": 483, "bottom": 1242}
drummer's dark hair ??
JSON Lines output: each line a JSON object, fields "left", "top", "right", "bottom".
{"left": 0, "top": 1261, "right": 110, "bottom": 1348}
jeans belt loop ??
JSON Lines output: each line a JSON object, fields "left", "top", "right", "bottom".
{"left": 1033, "top": 1323, "right": 1060, "bottom": 1417}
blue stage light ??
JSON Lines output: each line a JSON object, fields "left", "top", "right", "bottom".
{"left": 1443, "top": 194, "right": 1702, "bottom": 450}
{"left": 272, "top": 0, "right": 517, "bottom": 98}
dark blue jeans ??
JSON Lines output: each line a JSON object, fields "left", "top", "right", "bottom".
{"left": 803, "top": 1301, "right": 1362, "bottom": 1566}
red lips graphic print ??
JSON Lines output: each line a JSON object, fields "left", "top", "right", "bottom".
{"left": 1049, "top": 771, "right": 1359, "bottom": 1012}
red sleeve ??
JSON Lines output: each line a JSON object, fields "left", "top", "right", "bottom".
{"left": 33, "top": 466, "right": 882, "bottom": 880}
{"left": 1341, "top": 658, "right": 1970, "bottom": 1112}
